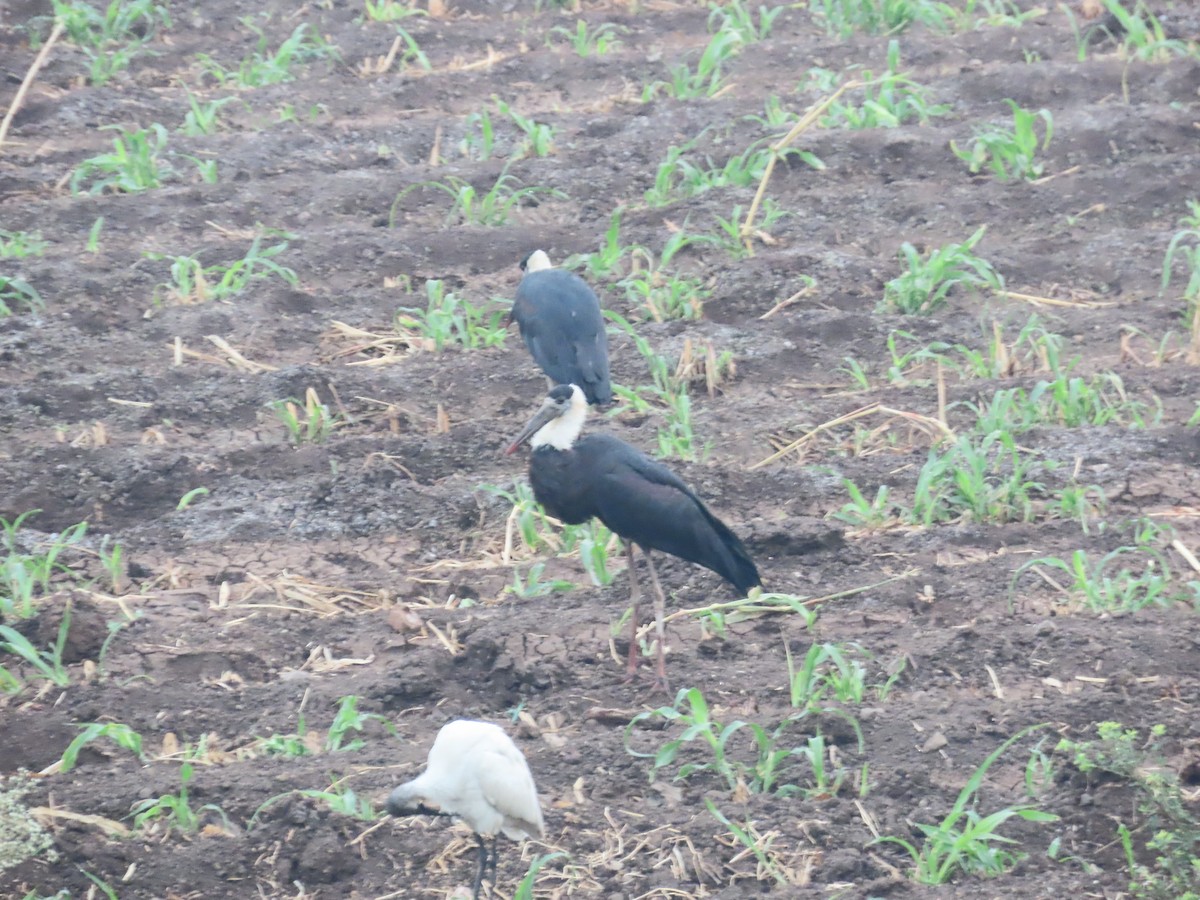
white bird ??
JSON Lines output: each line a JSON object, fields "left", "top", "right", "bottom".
{"left": 387, "top": 719, "right": 545, "bottom": 899}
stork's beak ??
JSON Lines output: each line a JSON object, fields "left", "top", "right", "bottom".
{"left": 504, "top": 400, "right": 560, "bottom": 455}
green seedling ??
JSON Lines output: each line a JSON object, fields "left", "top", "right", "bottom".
{"left": 395, "top": 279, "right": 509, "bottom": 351}
{"left": 570, "top": 208, "right": 636, "bottom": 279}
{"left": 1048, "top": 481, "right": 1108, "bottom": 533}
{"left": 873, "top": 725, "right": 1057, "bottom": 883}
{"left": 1095, "top": 0, "right": 1193, "bottom": 62}
{"left": 617, "top": 232, "right": 715, "bottom": 321}
{"left": 810, "top": 0, "right": 953, "bottom": 37}
{"left": 706, "top": 0, "right": 782, "bottom": 42}
{"left": 840, "top": 356, "right": 871, "bottom": 390}
{"left": 186, "top": 155, "right": 218, "bottom": 184}
{"left": 271, "top": 388, "right": 339, "bottom": 445}
{"left": 1162, "top": 200, "right": 1200, "bottom": 342}
{"left": 388, "top": 26, "right": 431, "bottom": 72}
{"left": 69, "top": 123, "right": 172, "bottom": 194}
{"left": 80, "top": 872, "right": 118, "bottom": 900}
{"left": 644, "top": 28, "right": 742, "bottom": 100}
{"left": 97, "top": 536, "right": 123, "bottom": 593}
{"left": 0, "top": 664, "right": 19, "bottom": 694}
{"left": 256, "top": 731, "right": 312, "bottom": 758}
{"left": 274, "top": 101, "right": 330, "bottom": 123}
{"left": 131, "top": 762, "right": 229, "bottom": 833}
{"left": 484, "top": 482, "right": 615, "bottom": 582}
{"left": 1012, "top": 545, "right": 1175, "bottom": 612}
{"left": 953, "top": 0, "right": 1044, "bottom": 28}
{"left": 708, "top": 201, "right": 787, "bottom": 259}
{"left": 705, "top": 799, "right": 789, "bottom": 885}
{"left": 624, "top": 686, "right": 751, "bottom": 792}
{"left": 363, "top": 0, "right": 427, "bottom": 21}
{"left": 621, "top": 268, "right": 709, "bottom": 322}
{"left": 148, "top": 233, "right": 298, "bottom": 306}
{"left": 682, "top": 592, "right": 816, "bottom": 640}
{"left": 607, "top": 312, "right": 707, "bottom": 460}
{"left": 85, "top": 217, "right": 104, "bottom": 254}
{"left": 830, "top": 480, "right": 899, "bottom": 528}
{"left": 807, "top": 42, "right": 951, "bottom": 128}
{"left": 881, "top": 317, "right": 1068, "bottom": 386}
{"left": 253, "top": 705, "right": 314, "bottom": 757}
{"left": 909, "top": 430, "right": 1043, "bottom": 525}
{"left": 459, "top": 108, "right": 496, "bottom": 161}
{"left": 951, "top": 100, "right": 1053, "bottom": 182}
{"left": 508, "top": 563, "right": 574, "bottom": 598}
{"left": 392, "top": 168, "right": 567, "bottom": 227}
{"left": 325, "top": 696, "right": 396, "bottom": 752}
{"left": 299, "top": 783, "right": 379, "bottom": 820}
{"left": 481, "top": 481, "right": 561, "bottom": 555}
{"left": 179, "top": 90, "right": 240, "bottom": 136}
{"left": 881, "top": 225, "right": 1003, "bottom": 315}
{"left": 745, "top": 94, "right": 797, "bottom": 128}
{"left": 1058, "top": 722, "right": 1200, "bottom": 899}
{"left": 785, "top": 640, "right": 873, "bottom": 720}
{"left": 1, "top": 513, "right": 88, "bottom": 619}
{"left": 494, "top": 98, "right": 556, "bottom": 159}
{"left": 0, "top": 231, "right": 47, "bottom": 259}
{"left": 1023, "top": 737, "right": 1055, "bottom": 799}
{"left": 572, "top": 519, "right": 616, "bottom": 586}
{"left": 962, "top": 371, "right": 1160, "bottom": 434}
{"left": 513, "top": 852, "right": 569, "bottom": 900}
{"left": 198, "top": 21, "right": 337, "bottom": 87}
{"left": 176, "top": 487, "right": 209, "bottom": 510}
{"left": 59, "top": 723, "right": 145, "bottom": 772}
{"left": 627, "top": 684, "right": 853, "bottom": 798}
{"left": 52, "top": 0, "right": 171, "bottom": 85}
{"left": 0, "top": 602, "right": 73, "bottom": 687}
{"left": 548, "top": 19, "right": 625, "bottom": 56}
{"left": 643, "top": 137, "right": 781, "bottom": 208}
{"left": 252, "top": 780, "right": 378, "bottom": 825}
{"left": 0, "top": 277, "right": 43, "bottom": 317}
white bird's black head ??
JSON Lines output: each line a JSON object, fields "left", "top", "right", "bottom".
{"left": 386, "top": 783, "right": 446, "bottom": 819}
{"left": 505, "top": 384, "right": 587, "bottom": 454}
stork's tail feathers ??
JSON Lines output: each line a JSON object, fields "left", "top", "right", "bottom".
{"left": 697, "top": 506, "right": 761, "bottom": 595}
{"left": 725, "top": 539, "right": 761, "bottom": 596}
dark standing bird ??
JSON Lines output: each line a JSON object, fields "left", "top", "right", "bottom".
{"left": 506, "top": 384, "right": 761, "bottom": 689}
{"left": 387, "top": 719, "right": 545, "bottom": 900}
{"left": 509, "top": 250, "right": 612, "bottom": 405}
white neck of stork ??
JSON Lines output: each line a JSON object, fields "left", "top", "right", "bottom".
{"left": 524, "top": 249, "right": 553, "bottom": 273}
{"left": 531, "top": 384, "right": 587, "bottom": 451}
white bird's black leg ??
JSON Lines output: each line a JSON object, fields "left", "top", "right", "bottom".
{"left": 623, "top": 542, "right": 642, "bottom": 681}
{"left": 487, "top": 834, "right": 499, "bottom": 888}
{"left": 642, "top": 549, "right": 670, "bottom": 693}
{"left": 472, "top": 832, "right": 488, "bottom": 900}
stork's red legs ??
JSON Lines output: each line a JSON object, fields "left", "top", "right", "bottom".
{"left": 624, "top": 542, "right": 642, "bottom": 682}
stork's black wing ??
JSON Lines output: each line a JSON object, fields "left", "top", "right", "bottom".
{"left": 513, "top": 271, "right": 611, "bottom": 405}
{"left": 580, "top": 435, "right": 760, "bottom": 593}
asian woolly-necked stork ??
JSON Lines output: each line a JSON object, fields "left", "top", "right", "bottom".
{"left": 505, "top": 383, "right": 760, "bottom": 688}
{"left": 508, "top": 250, "right": 612, "bottom": 406}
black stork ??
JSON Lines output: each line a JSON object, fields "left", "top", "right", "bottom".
{"left": 386, "top": 719, "right": 544, "bottom": 900}
{"left": 508, "top": 250, "right": 612, "bottom": 406}
{"left": 505, "top": 383, "right": 761, "bottom": 688}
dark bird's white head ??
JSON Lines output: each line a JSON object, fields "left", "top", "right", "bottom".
{"left": 505, "top": 384, "right": 587, "bottom": 454}
{"left": 519, "top": 249, "right": 553, "bottom": 274}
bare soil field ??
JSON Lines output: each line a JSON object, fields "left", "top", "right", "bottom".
{"left": 2, "top": 0, "right": 1200, "bottom": 897}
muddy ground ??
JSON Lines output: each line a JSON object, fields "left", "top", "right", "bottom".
{"left": 2, "top": 0, "right": 1200, "bottom": 897}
